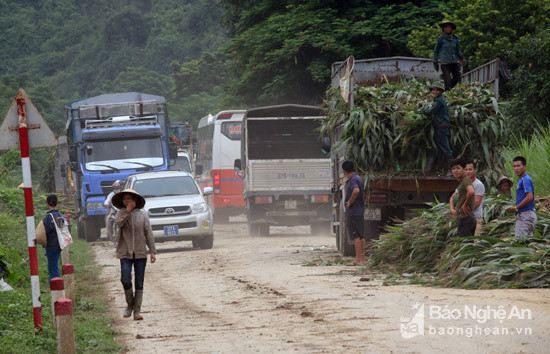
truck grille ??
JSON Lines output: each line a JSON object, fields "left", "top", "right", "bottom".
{"left": 152, "top": 222, "right": 197, "bottom": 231}
{"left": 148, "top": 206, "right": 191, "bottom": 217}
{"left": 100, "top": 180, "right": 116, "bottom": 195}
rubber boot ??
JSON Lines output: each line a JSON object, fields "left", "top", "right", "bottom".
{"left": 133, "top": 290, "right": 144, "bottom": 320}
{"left": 123, "top": 289, "right": 133, "bottom": 318}
{"left": 423, "top": 157, "right": 436, "bottom": 175}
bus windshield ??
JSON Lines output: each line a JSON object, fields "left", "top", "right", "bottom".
{"left": 84, "top": 138, "right": 164, "bottom": 171}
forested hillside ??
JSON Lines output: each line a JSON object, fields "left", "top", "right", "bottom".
{"left": 0, "top": 0, "right": 549, "bottom": 188}
{"left": 0, "top": 0, "right": 227, "bottom": 132}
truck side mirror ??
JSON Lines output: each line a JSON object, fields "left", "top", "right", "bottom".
{"left": 234, "top": 159, "right": 241, "bottom": 171}
{"left": 321, "top": 136, "right": 331, "bottom": 154}
{"left": 195, "top": 164, "right": 203, "bottom": 176}
{"left": 68, "top": 145, "right": 77, "bottom": 161}
{"left": 169, "top": 141, "right": 178, "bottom": 158}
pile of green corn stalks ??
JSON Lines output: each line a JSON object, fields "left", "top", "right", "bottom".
{"left": 321, "top": 77, "right": 508, "bottom": 187}
{"left": 369, "top": 196, "right": 550, "bottom": 288}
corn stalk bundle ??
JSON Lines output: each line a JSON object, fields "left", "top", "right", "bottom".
{"left": 369, "top": 196, "right": 550, "bottom": 288}
{"left": 321, "top": 77, "right": 508, "bottom": 187}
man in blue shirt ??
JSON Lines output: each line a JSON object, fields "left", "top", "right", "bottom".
{"left": 342, "top": 161, "right": 366, "bottom": 265}
{"left": 505, "top": 156, "right": 537, "bottom": 237}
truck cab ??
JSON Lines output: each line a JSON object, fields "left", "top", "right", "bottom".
{"left": 66, "top": 92, "right": 176, "bottom": 241}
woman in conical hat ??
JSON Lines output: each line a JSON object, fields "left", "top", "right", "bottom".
{"left": 113, "top": 189, "right": 156, "bottom": 321}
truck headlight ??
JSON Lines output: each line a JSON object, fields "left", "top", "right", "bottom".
{"left": 192, "top": 202, "right": 208, "bottom": 214}
{"left": 87, "top": 202, "right": 104, "bottom": 210}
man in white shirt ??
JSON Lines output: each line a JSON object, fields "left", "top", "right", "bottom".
{"left": 450, "top": 160, "right": 485, "bottom": 235}
{"left": 104, "top": 181, "right": 122, "bottom": 239}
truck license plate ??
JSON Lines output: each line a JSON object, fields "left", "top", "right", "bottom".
{"left": 365, "top": 207, "right": 382, "bottom": 221}
{"left": 285, "top": 200, "right": 297, "bottom": 209}
{"left": 164, "top": 225, "right": 179, "bottom": 236}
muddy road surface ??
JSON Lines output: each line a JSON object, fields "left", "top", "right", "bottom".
{"left": 93, "top": 220, "right": 550, "bottom": 353}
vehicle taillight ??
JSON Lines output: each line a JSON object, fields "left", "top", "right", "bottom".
{"left": 311, "top": 195, "right": 329, "bottom": 203}
{"left": 255, "top": 196, "right": 273, "bottom": 204}
{"left": 213, "top": 172, "right": 221, "bottom": 194}
{"left": 368, "top": 193, "right": 387, "bottom": 204}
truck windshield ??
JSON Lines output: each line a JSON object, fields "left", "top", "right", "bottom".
{"left": 133, "top": 176, "right": 199, "bottom": 197}
{"left": 247, "top": 119, "right": 326, "bottom": 159}
{"left": 84, "top": 138, "right": 164, "bottom": 171}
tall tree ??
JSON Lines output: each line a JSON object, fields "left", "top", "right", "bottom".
{"left": 407, "top": 0, "right": 550, "bottom": 69}
{"left": 219, "top": 0, "right": 451, "bottom": 105}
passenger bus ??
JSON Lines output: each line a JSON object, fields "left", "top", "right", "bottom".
{"left": 196, "top": 110, "right": 246, "bottom": 223}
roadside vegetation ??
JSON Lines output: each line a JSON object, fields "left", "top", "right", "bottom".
{"left": 0, "top": 188, "right": 123, "bottom": 352}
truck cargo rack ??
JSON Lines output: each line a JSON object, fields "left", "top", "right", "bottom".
{"left": 84, "top": 115, "right": 158, "bottom": 129}
{"left": 78, "top": 100, "right": 161, "bottom": 120}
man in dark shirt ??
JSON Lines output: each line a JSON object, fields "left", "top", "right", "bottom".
{"left": 342, "top": 161, "right": 366, "bottom": 265}
{"left": 450, "top": 159, "right": 475, "bottom": 237}
{"left": 423, "top": 82, "right": 453, "bottom": 174}
{"left": 44, "top": 195, "right": 63, "bottom": 282}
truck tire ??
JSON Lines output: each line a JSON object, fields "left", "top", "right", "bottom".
{"left": 338, "top": 201, "right": 355, "bottom": 257}
{"left": 194, "top": 234, "right": 214, "bottom": 249}
{"left": 85, "top": 218, "right": 101, "bottom": 242}
{"left": 310, "top": 222, "right": 329, "bottom": 235}
{"left": 214, "top": 213, "right": 229, "bottom": 224}
{"left": 258, "top": 224, "right": 269, "bottom": 236}
{"left": 77, "top": 219, "right": 85, "bottom": 239}
{"left": 248, "top": 223, "right": 259, "bottom": 236}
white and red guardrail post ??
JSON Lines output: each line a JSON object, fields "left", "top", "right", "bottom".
{"left": 17, "top": 91, "right": 43, "bottom": 332}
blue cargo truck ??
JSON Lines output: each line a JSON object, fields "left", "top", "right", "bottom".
{"left": 65, "top": 92, "right": 177, "bottom": 241}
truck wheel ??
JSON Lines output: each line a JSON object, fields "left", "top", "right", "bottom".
{"left": 197, "top": 234, "right": 214, "bottom": 249}
{"left": 85, "top": 219, "right": 100, "bottom": 242}
{"left": 77, "top": 219, "right": 85, "bottom": 239}
{"left": 214, "top": 213, "right": 229, "bottom": 224}
{"left": 339, "top": 201, "right": 355, "bottom": 257}
{"left": 258, "top": 224, "right": 269, "bottom": 236}
{"left": 310, "top": 222, "right": 329, "bottom": 235}
{"left": 248, "top": 223, "right": 259, "bottom": 236}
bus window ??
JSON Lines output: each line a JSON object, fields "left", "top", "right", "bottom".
{"left": 221, "top": 122, "right": 242, "bottom": 141}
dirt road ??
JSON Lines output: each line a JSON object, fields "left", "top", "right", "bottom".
{"left": 93, "top": 220, "right": 550, "bottom": 353}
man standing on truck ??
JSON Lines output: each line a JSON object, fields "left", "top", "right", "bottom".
{"left": 505, "top": 156, "right": 537, "bottom": 237}
{"left": 342, "top": 161, "right": 366, "bottom": 265}
{"left": 433, "top": 20, "right": 466, "bottom": 91}
{"left": 450, "top": 158, "right": 476, "bottom": 237}
{"left": 450, "top": 160, "right": 485, "bottom": 235}
{"left": 423, "top": 82, "right": 453, "bottom": 174}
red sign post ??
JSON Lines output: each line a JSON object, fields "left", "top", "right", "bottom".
{"left": 0, "top": 89, "right": 58, "bottom": 333}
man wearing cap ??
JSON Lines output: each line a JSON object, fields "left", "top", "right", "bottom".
{"left": 422, "top": 81, "right": 453, "bottom": 174}
{"left": 113, "top": 189, "right": 156, "bottom": 320}
{"left": 433, "top": 20, "right": 466, "bottom": 91}
{"left": 496, "top": 176, "right": 513, "bottom": 198}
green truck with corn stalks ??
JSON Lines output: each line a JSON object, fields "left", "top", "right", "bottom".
{"left": 321, "top": 56, "right": 507, "bottom": 256}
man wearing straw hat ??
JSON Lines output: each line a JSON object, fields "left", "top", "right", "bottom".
{"left": 423, "top": 81, "right": 453, "bottom": 174}
{"left": 112, "top": 189, "right": 156, "bottom": 320}
{"left": 433, "top": 20, "right": 466, "bottom": 91}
